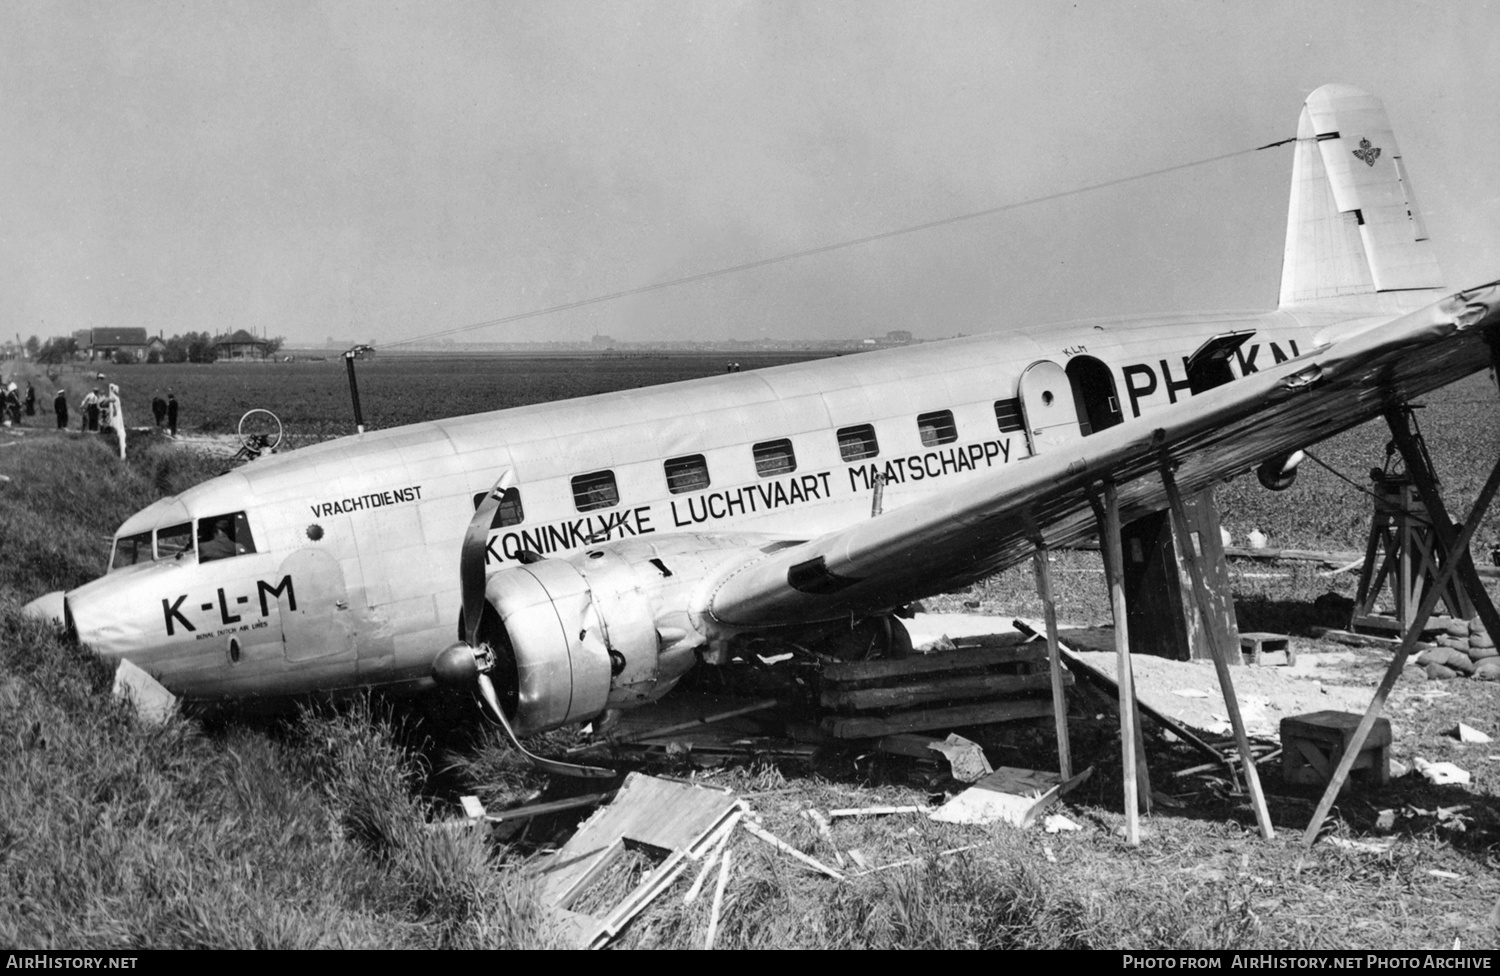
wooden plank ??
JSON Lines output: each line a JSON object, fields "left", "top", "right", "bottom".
{"left": 704, "top": 849, "right": 732, "bottom": 950}
{"left": 1160, "top": 454, "right": 1274, "bottom": 841}
{"left": 1034, "top": 546, "right": 1073, "bottom": 780}
{"left": 873, "top": 732, "right": 943, "bottom": 759}
{"left": 820, "top": 696, "right": 1053, "bottom": 739}
{"left": 540, "top": 774, "right": 739, "bottom": 905}
{"left": 820, "top": 642, "right": 1045, "bottom": 684}
{"left": 742, "top": 820, "right": 845, "bottom": 881}
{"left": 1013, "top": 618, "right": 1225, "bottom": 765}
{"left": 820, "top": 669, "right": 1063, "bottom": 711}
{"left": 1102, "top": 481, "right": 1143, "bottom": 845}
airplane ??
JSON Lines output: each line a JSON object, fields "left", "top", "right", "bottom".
{"left": 25, "top": 84, "right": 1500, "bottom": 775}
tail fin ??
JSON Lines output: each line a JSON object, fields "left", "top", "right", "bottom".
{"left": 1278, "top": 84, "right": 1444, "bottom": 309}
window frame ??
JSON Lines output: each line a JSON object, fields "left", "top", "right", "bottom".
{"left": 472, "top": 488, "right": 525, "bottom": 527}
{"left": 571, "top": 470, "right": 620, "bottom": 513}
{"left": 917, "top": 409, "right": 958, "bottom": 447}
{"left": 836, "top": 424, "right": 880, "bottom": 462}
{"left": 752, "top": 438, "right": 797, "bottom": 478}
{"left": 664, "top": 454, "right": 711, "bottom": 495}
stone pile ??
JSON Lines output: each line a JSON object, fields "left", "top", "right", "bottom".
{"left": 1416, "top": 616, "right": 1499, "bottom": 680}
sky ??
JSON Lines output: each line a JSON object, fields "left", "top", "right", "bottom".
{"left": 3, "top": 1, "right": 1499, "bottom": 347}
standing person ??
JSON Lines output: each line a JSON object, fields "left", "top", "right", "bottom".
{"left": 102, "top": 383, "right": 126, "bottom": 459}
{"left": 24, "top": 383, "right": 35, "bottom": 417}
{"left": 54, "top": 389, "right": 68, "bottom": 430}
{"left": 151, "top": 391, "right": 167, "bottom": 427}
{"left": 166, "top": 391, "right": 178, "bottom": 436}
{"left": 81, "top": 388, "right": 100, "bottom": 432}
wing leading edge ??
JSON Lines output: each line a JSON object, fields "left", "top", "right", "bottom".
{"left": 704, "top": 283, "right": 1500, "bottom": 630}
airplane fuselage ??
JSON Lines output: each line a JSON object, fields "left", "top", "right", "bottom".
{"left": 59, "top": 302, "right": 1385, "bottom": 703}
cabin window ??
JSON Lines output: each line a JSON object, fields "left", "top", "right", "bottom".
{"left": 472, "top": 489, "right": 525, "bottom": 527}
{"left": 664, "top": 454, "right": 711, "bottom": 495}
{"left": 753, "top": 439, "right": 797, "bottom": 478}
{"left": 198, "top": 512, "right": 258, "bottom": 563}
{"left": 155, "top": 522, "right": 194, "bottom": 559}
{"left": 111, "top": 531, "right": 153, "bottom": 570}
{"left": 917, "top": 410, "right": 958, "bottom": 446}
{"left": 837, "top": 424, "right": 879, "bottom": 461}
{"left": 994, "top": 398, "right": 1024, "bottom": 433}
{"left": 572, "top": 471, "right": 619, "bottom": 512}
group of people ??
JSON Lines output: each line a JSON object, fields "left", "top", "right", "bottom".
{"left": 71, "top": 386, "right": 177, "bottom": 435}
{"left": 2, "top": 381, "right": 36, "bottom": 426}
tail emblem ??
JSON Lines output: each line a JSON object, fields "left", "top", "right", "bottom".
{"left": 1352, "top": 137, "right": 1381, "bottom": 167}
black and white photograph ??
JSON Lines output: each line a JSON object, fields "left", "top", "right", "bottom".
{"left": 2, "top": 0, "right": 1500, "bottom": 954}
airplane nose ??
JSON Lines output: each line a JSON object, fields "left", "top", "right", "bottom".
{"left": 21, "top": 590, "right": 65, "bottom": 625}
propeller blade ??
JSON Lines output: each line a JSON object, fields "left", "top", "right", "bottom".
{"left": 476, "top": 672, "right": 615, "bottom": 780}
{"left": 462, "top": 470, "right": 515, "bottom": 647}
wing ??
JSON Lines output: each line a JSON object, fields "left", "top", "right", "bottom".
{"left": 703, "top": 282, "right": 1500, "bottom": 629}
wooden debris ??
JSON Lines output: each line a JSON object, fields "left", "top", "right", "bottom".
{"left": 1016, "top": 618, "right": 1225, "bottom": 765}
{"left": 483, "top": 790, "right": 617, "bottom": 824}
{"left": 819, "top": 637, "right": 1065, "bottom": 738}
{"left": 851, "top": 843, "right": 987, "bottom": 876}
{"left": 741, "top": 820, "right": 844, "bottom": 881}
{"left": 822, "top": 697, "right": 1053, "bottom": 739}
{"left": 536, "top": 773, "right": 740, "bottom": 948}
{"left": 929, "top": 766, "right": 1092, "bottom": 828}
{"left": 704, "top": 849, "right": 733, "bottom": 950}
{"left": 827, "top": 805, "right": 931, "bottom": 819}
{"left": 802, "top": 809, "right": 845, "bottom": 867}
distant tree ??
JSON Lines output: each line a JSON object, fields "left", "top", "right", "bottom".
{"left": 35, "top": 337, "right": 77, "bottom": 364}
{"left": 24, "top": 335, "right": 40, "bottom": 358}
{"left": 266, "top": 336, "right": 285, "bottom": 356}
{"left": 111, "top": 349, "right": 135, "bottom": 365}
{"left": 163, "top": 331, "right": 216, "bottom": 363}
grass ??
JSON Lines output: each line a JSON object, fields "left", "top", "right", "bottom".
{"left": 2, "top": 366, "right": 1498, "bottom": 949}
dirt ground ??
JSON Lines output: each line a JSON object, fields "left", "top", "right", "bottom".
{"left": 1058, "top": 626, "right": 1384, "bottom": 739}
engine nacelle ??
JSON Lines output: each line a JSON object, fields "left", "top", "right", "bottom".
{"left": 1256, "top": 450, "right": 1305, "bottom": 491}
{"left": 483, "top": 540, "right": 728, "bottom": 735}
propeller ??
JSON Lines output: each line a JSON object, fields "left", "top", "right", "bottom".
{"left": 433, "top": 469, "right": 614, "bottom": 780}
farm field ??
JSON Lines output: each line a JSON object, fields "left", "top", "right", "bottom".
{"left": 2, "top": 353, "right": 1500, "bottom": 949}
{"left": 23, "top": 351, "right": 829, "bottom": 442}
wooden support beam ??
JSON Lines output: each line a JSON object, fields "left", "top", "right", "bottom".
{"left": 1101, "top": 481, "right": 1144, "bottom": 844}
{"left": 1158, "top": 453, "right": 1274, "bottom": 840}
{"left": 1301, "top": 451, "right": 1500, "bottom": 845}
{"left": 1033, "top": 546, "right": 1073, "bottom": 780}
{"left": 1384, "top": 407, "right": 1500, "bottom": 643}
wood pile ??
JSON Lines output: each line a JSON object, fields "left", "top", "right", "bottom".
{"left": 816, "top": 634, "right": 1069, "bottom": 739}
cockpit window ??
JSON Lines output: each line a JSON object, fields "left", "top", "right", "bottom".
{"left": 156, "top": 522, "right": 195, "bottom": 559}
{"left": 197, "top": 512, "right": 257, "bottom": 563}
{"left": 111, "top": 531, "right": 153, "bottom": 570}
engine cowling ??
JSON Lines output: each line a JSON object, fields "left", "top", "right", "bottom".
{"left": 479, "top": 539, "right": 744, "bottom": 735}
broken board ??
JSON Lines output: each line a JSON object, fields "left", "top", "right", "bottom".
{"left": 929, "top": 766, "right": 1093, "bottom": 828}
{"left": 536, "top": 773, "right": 739, "bottom": 948}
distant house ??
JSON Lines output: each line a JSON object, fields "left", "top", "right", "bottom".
{"left": 83, "top": 328, "right": 151, "bottom": 362}
{"left": 213, "top": 330, "right": 273, "bottom": 362}
{"left": 144, "top": 336, "right": 169, "bottom": 362}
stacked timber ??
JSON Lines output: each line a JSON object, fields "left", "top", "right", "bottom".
{"left": 816, "top": 634, "right": 1069, "bottom": 739}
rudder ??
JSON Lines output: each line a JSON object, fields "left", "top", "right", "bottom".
{"left": 1279, "top": 84, "right": 1443, "bottom": 308}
